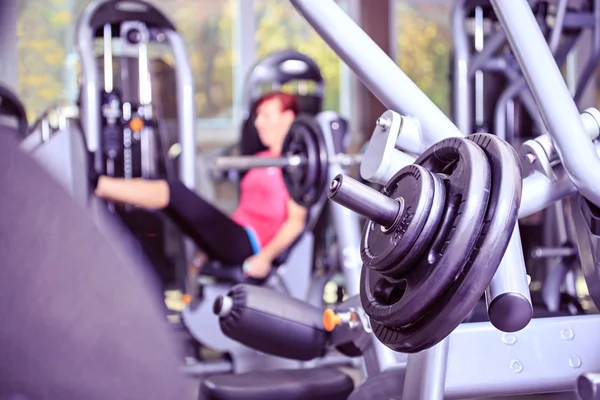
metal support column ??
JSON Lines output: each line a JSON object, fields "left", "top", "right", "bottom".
{"left": 233, "top": 0, "right": 256, "bottom": 124}
{"left": 0, "top": 0, "right": 18, "bottom": 89}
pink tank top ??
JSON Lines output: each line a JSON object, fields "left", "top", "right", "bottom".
{"left": 231, "top": 151, "right": 290, "bottom": 248}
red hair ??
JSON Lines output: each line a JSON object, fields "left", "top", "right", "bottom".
{"left": 254, "top": 91, "right": 299, "bottom": 116}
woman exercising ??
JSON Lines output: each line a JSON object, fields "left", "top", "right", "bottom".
{"left": 92, "top": 91, "right": 307, "bottom": 279}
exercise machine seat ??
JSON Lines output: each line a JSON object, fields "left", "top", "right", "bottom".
{"left": 199, "top": 367, "right": 354, "bottom": 400}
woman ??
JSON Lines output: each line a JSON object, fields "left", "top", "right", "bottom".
{"left": 92, "top": 91, "right": 307, "bottom": 279}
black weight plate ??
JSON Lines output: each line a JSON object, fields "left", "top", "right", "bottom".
{"left": 370, "top": 134, "right": 522, "bottom": 353}
{"left": 361, "top": 165, "right": 435, "bottom": 276}
{"left": 281, "top": 114, "right": 328, "bottom": 207}
{"left": 388, "top": 170, "right": 447, "bottom": 279}
{"left": 361, "top": 138, "right": 491, "bottom": 328}
{"left": 283, "top": 124, "right": 316, "bottom": 202}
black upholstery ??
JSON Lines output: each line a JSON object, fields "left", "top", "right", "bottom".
{"left": 199, "top": 368, "right": 354, "bottom": 400}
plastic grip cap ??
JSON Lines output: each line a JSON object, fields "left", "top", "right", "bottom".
{"left": 323, "top": 309, "right": 342, "bottom": 332}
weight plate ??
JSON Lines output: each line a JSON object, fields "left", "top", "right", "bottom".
{"left": 368, "top": 134, "right": 522, "bottom": 353}
{"left": 361, "top": 137, "right": 491, "bottom": 328}
{"left": 281, "top": 114, "right": 328, "bottom": 207}
{"left": 361, "top": 165, "right": 436, "bottom": 276}
{"left": 389, "top": 170, "right": 446, "bottom": 278}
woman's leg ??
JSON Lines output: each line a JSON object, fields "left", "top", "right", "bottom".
{"left": 95, "top": 176, "right": 170, "bottom": 209}
{"left": 164, "top": 180, "right": 255, "bottom": 265}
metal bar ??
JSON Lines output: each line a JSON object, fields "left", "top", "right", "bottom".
{"left": 76, "top": 0, "right": 105, "bottom": 155}
{"left": 451, "top": 0, "right": 471, "bottom": 134}
{"left": 493, "top": 30, "right": 579, "bottom": 141}
{"left": 103, "top": 24, "right": 113, "bottom": 93}
{"left": 577, "top": 372, "right": 600, "bottom": 400}
{"left": 0, "top": 0, "right": 17, "bottom": 89}
{"left": 214, "top": 155, "right": 303, "bottom": 171}
{"left": 491, "top": 0, "right": 600, "bottom": 207}
{"left": 519, "top": 169, "right": 577, "bottom": 218}
{"left": 317, "top": 111, "right": 362, "bottom": 297}
{"left": 574, "top": 0, "right": 600, "bottom": 103}
{"left": 214, "top": 153, "right": 361, "bottom": 172}
{"left": 542, "top": 260, "right": 571, "bottom": 312}
{"left": 468, "top": 30, "right": 507, "bottom": 76}
{"left": 444, "top": 315, "right": 600, "bottom": 399}
{"left": 233, "top": 0, "right": 256, "bottom": 123}
{"left": 532, "top": 246, "right": 577, "bottom": 259}
{"left": 328, "top": 174, "right": 400, "bottom": 228}
{"left": 165, "top": 31, "right": 197, "bottom": 190}
{"left": 403, "top": 339, "right": 449, "bottom": 400}
{"left": 485, "top": 224, "right": 533, "bottom": 333}
{"left": 289, "top": 0, "right": 465, "bottom": 144}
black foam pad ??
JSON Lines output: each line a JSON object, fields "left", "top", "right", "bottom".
{"left": 199, "top": 368, "right": 354, "bottom": 400}
{"left": 0, "top": 133, "right": 193, "bottom": 399}
{"left": 219, "top": 284, "right": 327, "bottom": 360}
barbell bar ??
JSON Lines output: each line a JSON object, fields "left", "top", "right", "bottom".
{"left": 328, "top": 174, "right": 400, "bottom": 228}
{"left": 213, "top": 153, "right": 363, "bottom": 172}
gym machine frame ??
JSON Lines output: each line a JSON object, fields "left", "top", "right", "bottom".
{"left": 76, "top": 0, "right": 196, "bottom": 189}
{"left": 288, "top": 0, "right": 600, "bottom": 398}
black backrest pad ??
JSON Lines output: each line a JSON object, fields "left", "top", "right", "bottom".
{"left": 0, "top": 133, "right": 193, "bottom": 400}
{"left": 240, "top": 94, "right": 323, "bottom": 156}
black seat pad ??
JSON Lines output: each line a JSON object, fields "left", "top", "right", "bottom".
{"left": 200, "top": 367, "right": 354, "bottom": 400}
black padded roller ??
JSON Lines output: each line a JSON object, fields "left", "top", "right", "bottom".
{"left": 216, "top": 284, "right": 327, "bottom": 361}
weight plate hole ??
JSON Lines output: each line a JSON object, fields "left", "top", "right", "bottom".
{"left": 442, "top": 159, "right": 459, "bottom": 176}
{"left": 374, "top": 278, "right": 407, "bottom": 306}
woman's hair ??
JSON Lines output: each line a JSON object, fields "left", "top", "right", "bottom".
{"left": 254, "top": 91, "right": 300, "bottom": 116}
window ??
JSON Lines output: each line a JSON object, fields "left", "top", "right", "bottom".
{"left": 254, "top": 0, "right": 343, "bottom": 112}
{"left": 17, "top": 0, "right": 72, "bottom": 120}
{"left": 394, "top": 1, "right": 452, "bottom": 115}
{"left": 17, "top": 0, "right": 236, "bottom": 121}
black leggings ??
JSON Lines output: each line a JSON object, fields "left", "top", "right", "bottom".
{"left": 164, "top": 180, "right": 256, "bottom": 265}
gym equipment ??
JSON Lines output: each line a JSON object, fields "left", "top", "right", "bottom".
{"left": 180, "top": 50, "right": 343, "bottom": 376}
{"left": 0, "top": 85, "right": 28, "bottom": 138}
{"left": 451, "top": 0, "right": 600, "bottom": 319}
{"left": 22, "top": 0, "right": 196, "bottom": 291}
{"left": 451, "top": 0, "right": 600, "bottom": 140}
{"left": 286, "top": 0, "right": 600, "bottom": 397}
{"left": 214, "top": 114, "right": 362, "bottom": 207}
{"left": 199, "top": 284, "right": 399, "bottom": 400}
{"left": 330, "top": 133, "right": 523, "bottom": 352}
{"left": 182, "top": 111, "right": 365, "bottom": 375}
{"left": 240, "top": 50, "right": 324, "bottom": 157}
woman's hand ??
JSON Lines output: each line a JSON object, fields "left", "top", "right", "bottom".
{"left": 243, "top": 253, "right": 273, "bottom": 279}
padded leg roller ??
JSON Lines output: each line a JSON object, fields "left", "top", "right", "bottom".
{"left": 214, "top": 284, "right": 327, "bottom": 360}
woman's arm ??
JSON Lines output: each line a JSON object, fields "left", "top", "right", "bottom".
{"left": 95, "top": 176, "right": 171, "bottom": 209}
{"left": 259, "top": 199, "right": 307, "bottom": 261}
{"left": 244, "top": 199, "right": 307, "bottom": 278}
